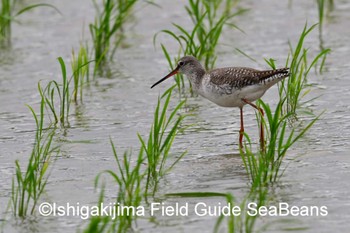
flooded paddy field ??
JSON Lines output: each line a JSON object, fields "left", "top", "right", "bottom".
{"left": 1, "top": 0, "right": 350, "bottom": 232}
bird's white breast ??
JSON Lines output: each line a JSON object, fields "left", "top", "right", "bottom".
{"left": 196, "top": 76, "right": 267, "bottom": 108}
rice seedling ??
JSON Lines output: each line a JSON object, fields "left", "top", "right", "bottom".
{"left": 215, "top": 44, "right": 324, "bottom": 185}
{"left": 165, "top": 187, "right": 268, "bottom": 233}
{"left": 82, "top": 139, "right": 146, "bottom": 233}
{"left": 39, "top": 57, "right": 71, "bottom": 127}
{"left": 238, "top": 23, "right": 329, "bottom": 119}
{"left": 316, "top": 0, "right": 334, "bottom": 35}
{"left": 164, "top": 192, "right": 238, "bottom": 232}
{"left": 276, "top": 23, "right": 330, "bottom": 117}
{"left": 138, "top": 86, "right": 187, "bottom": 194}
{"left": 89, "top": 0, "right": 138, "bottom": 75}
{"left": 39, "top": 56, "right": 92, "bottom": 126}
{"left": 11, "top": 97, "right": 57, "bottom": 217}
{"left": 210, "top": 176, "right": 276, "bottom": 233}
{"left": 82, "top": 86, "right": 187, "bottom": 231}
{"left": 184, "top": 0, "right": 247, "bottom": 69}
{"left": 240, "top": 99, "right": 321, "bottom": 187}
{"left": 81, "top": 185, "right": 111, "bottom": 233}
{"left": 218, "top": 23, "right": 327, "bottom": 231}
{"left": 0, "top": 0, "right": 11, "bottom": 47}
{"left": 0, "top": 0, "right": 60, "bottom": 48}
{"left": 71, "top": 44, "right": 90, "bottom": 103}
{"left": 154, "top": 0, "right": 247, "bottom": 93}
{"left": 105, "top": 140, "right": 145, "bottom": 226}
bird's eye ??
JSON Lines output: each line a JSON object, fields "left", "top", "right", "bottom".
{"left": 178, "top": 61, "right": 184, "bottom": 66}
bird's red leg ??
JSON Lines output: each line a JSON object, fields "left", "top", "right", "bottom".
{"left": 239, "top": 107, "right": 244, "bottom": 150}
{"left": 242, "top": 99, "right": 265, "bottom": 152}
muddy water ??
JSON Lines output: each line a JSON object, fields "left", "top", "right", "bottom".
{"left": 1, "top": 0, "right": 350, "bottom": 232}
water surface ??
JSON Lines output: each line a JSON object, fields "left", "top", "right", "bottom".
{"left": 1, "top": 0, "right": 350, "bottom": 232}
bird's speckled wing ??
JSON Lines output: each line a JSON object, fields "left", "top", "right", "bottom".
{"left": 208, "top": 67, "right": 289, "bottom": 89}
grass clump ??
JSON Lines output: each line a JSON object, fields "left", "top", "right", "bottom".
{"left": 11, "top": 97, "right": 57, "bottom": 217}
{"left": 316, "top": 0, "right": 334, "bottom": 35}
{"left": 39, "top": 57, "right": 71, "bottom": 127}
{"left": 71, "top": 44, "right": 90, "bottom": 103}
{"left": 240, "top": 99, "right": 321, "bottom": 186}
{"left": 85, "top": 140, "right": 145, "bottom": 233}
{"left": 214, "top": 191, "right": 266, "bottom": 233}
{"left": 0, "top": 0, "right": 11, "bottom": 47}
{"left": 276, "top": 23, "right": 330, "bottom": 118}
{"left": 238, "top": 25, "right": 327, "bottom": 186}
{"left": 0, "top": 0, "right": 59, "bottom": 48}
{"left": 80, "top": 185, "right": 111, "bottom": 233}
{"left": 82, "top": 87, "right": 187, "bottom": 231}
{"left": 90, "top": 0, "right": 138, "bottom": 75}
{"left": 138, "top": 86, "right": 187, "bottom": 194}
{"left": 164, "top": 188, "right": 268, "bottom": 233}
{"left": 155, "top": 0, "right": 247, "bottom": 92}
{"left": 218, "top": 22, "right": 328, "bottom": 233}
{"left": 40, "top": 56, "right": 91, "bottom": 127}
{"left": 180, "top": 0, "right": 246, "bottom": 70}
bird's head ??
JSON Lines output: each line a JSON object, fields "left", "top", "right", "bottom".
{"left": 151, "top": 56, "right": 203, "bottom": 88}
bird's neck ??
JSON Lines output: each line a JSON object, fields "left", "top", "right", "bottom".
{"left": 187, "top": 68, "right": 206, "bottom": 91}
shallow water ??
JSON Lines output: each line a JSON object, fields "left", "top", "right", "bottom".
{"left": 1, "top": 0, "right": 350, "bottom": 232}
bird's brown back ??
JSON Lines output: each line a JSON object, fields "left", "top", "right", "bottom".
{"left": 208, "top": 67, "right": 290, "bottom": 89}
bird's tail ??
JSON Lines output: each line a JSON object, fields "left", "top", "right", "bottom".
{"left": 259, "top": 68, "right": 290, "bottom": 86}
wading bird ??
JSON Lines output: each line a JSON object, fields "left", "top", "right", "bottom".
{"left": 151, "top": 56, "right": 289, "bottom": 150}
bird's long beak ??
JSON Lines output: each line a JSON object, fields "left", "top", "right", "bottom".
{"left": 151, "top": 66, "right": 179, "bottom": 89}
